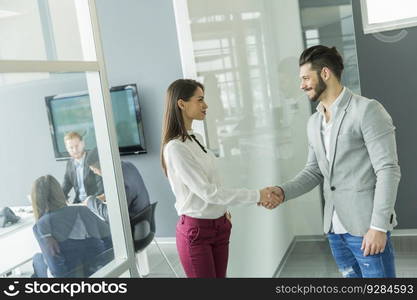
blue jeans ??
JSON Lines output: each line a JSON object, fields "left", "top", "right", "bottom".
{"left": 32, "top": 253, "right": 48, "bottom": 278}
{"left": 327, "top": 232, "right": 396, "bottom": 278}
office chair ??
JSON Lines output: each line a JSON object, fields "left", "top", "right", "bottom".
{"left": 130, "top": 202, "right": 179, "bottom": 278}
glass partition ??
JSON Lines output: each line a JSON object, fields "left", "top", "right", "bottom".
{"left": 0, "top": 72, "right": 123, "bottom": 277}
{"left": 176, "top": 0, "right": 323, "bottom": 277}
{"left": 299, "top": 0, "right": 361, "bottom": 94}
{"left": 0, "top": 0, "right": 95, "bottom": 61}
{"left": 0, "top": 0, "right": 137, "bottom": 278}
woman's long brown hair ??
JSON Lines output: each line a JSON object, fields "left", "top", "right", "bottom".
{"left": 160, "top": 79, "right": 204, "bottom": 176}
{"left": 31, "top": 175, "right": 67, "bottom": 220}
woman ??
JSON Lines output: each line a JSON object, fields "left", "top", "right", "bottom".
{"left": 160, "top": 79, "right": 280, "bottom": 278}
{"left": 31, "top": 175, "right": 112, "bottom": 277}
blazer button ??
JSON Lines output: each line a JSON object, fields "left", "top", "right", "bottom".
{"left": 330, "top": 186, "right": 336, "bottom": 191}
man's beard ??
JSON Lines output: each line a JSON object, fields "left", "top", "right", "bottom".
{"left": 308, "top": 75, "right": 327, "bottom": 102}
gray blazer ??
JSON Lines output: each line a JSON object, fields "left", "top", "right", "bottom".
{"left": 281, "top": 88, "right": 401, "bottom": 236}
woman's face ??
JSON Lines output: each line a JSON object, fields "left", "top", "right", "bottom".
{"left": 180, "top": 87, "right": 208, "bottom": 121}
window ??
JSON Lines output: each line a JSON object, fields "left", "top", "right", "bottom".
{"left": 361, "top": 0, "right": 417, "bottom": 34}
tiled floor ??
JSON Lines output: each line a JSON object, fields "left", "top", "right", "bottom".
{"left": 144, "top": 242, "right": 185, "bottom": 278}
{"left": 9, "top": 236, "right": 417, "bottom": 278}
{"left": 277, "top": 236, "right": 417, "bottom": 278}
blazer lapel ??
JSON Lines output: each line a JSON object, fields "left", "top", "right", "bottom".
{"left": 71, "top": 159, "right": 79, "bottom": 189}
{"left": 315, "top": 113, "right": 329, "bottom": 177}
{"left": 328, "top": 88, "right": 353, "bottom": 176}
{"left": 82, "top": 156, "right": 89, "bottom": 181}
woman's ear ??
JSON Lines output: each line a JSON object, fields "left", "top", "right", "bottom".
{"left": 177, "top": 99, "right": 185, "bottom": 111}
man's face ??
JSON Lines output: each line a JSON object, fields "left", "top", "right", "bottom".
{"left": 65, "top": 138, "right": 85, "bottom": 160}
{"left": 299, "top": 63, "right": 327, "bottom": 102}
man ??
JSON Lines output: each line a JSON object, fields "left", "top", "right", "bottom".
{"left": 267, "top": 45, "right": 401, "bottom": 278}
{"left": 62, "top": 132, "right": 103, "bottom": 204}
{"left": 84, "top": 148, "right": 150, "bottom": 222}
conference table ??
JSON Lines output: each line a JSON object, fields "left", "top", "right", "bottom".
{"left": 0, "top": 206, "right": 40, "bottom": 277}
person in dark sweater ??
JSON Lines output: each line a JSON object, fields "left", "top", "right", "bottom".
{"left": 84, "top": 148, "right": 150, "bottom": 222}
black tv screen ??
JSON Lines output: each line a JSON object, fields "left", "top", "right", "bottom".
{"left": 45, "top": 84, "right": 147, "bottom": 160}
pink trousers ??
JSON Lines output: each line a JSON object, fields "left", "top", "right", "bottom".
{"left": 176, "top": 214, "right": 232, "bottom": 278}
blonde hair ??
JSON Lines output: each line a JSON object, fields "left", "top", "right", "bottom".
{"left": 31, "top": 175, "right": 67, "bottom": 220}
{"left": 64, "top": 131, "right": 83, "bottom": 142}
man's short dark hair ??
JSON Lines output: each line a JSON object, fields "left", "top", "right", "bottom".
{"left": 86, "top": 148, "right": 101, "bottom": 169}
{"left": 299, "top": 45, "right": 344, "bottom": 81}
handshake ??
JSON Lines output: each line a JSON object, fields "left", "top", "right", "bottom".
{"left": 258, "top": 186, "right": 285, "bottom": 209}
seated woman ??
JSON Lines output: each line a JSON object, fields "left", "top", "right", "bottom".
{"left": 31, "top": 175, "right": 113, "bottom": 278}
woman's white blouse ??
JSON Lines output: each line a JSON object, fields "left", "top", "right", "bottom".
{"left": 164, "top": 131, "right": 260, "bottom": 219}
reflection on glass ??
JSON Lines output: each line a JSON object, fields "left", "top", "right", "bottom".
{"left": 31, "top": 175, "right": 113, "bottom": 277}
{"left": 47, "top": 95, "right": 97, "bottom": 159}
{"left": 84, "top": 147, "right": 150, "bottom": 223}
{"left": 54, "top": 97, "right": 96, "bottom": 150}
{"left": 0, "top": 0, "right": 93, "bottom": 61}
{"left": 184, "top": 0, "right": 320, "bottom": 277}
{"left": 0, "top": 72, "right": 114, "bottom": 278}
{"left": 45, "top": 84, "right": 147, "bottom": 159}
{"left": 187, "top": 0, "right": 311, "bottom": 188}
{"left": 111, "top": 88, "right": 142, "bottom": 148}
{"left": 299, "top": 0, "right": 361, "bottom": 94}
{"left": 61, "top": 131, "right": 102, "bottom": 204}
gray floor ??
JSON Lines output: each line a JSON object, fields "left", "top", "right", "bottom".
{"left": 6, "top": 242, "right": 185, "bottom": 278}
{"left": 277, "top": 236, "right": 417, "bottom": 278}
{"left": 10, "top": 236, "right": 417, "bottom": 278}
{"left": 143, "top": 242, "right": 185, "bottom": 278}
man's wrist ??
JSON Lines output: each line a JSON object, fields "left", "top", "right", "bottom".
{"left": 370, "top": 225, "right": 387, "bottom": 233}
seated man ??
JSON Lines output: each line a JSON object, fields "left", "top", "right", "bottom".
{"left": 62, "top": 132, "right": 104, "bottom": 204}
{"left": 85, "top": 148, "right": 150, "bottom": 222}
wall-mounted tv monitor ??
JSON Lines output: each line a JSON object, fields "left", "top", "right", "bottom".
{"left": 45, "top": 84, "right": 147, "bottom": 160}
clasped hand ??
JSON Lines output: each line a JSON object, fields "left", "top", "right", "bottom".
{"left": 257, "top": 186, "right": 284, "bottom": 209}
